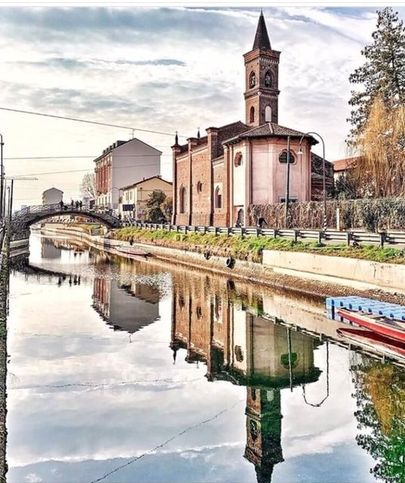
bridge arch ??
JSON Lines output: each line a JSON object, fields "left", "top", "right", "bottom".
{"left": 11, "top": 204, "right": 122, "bottom": 239}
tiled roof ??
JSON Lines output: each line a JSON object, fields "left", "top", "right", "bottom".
{"left": 216, "top": 121, "right": 249, "bottom": 156}
{"left": 333, "top": 157, "right": 358, "bottom": 172}
{"left": 175, "top": 121, "right": 248, "bottom": 158}
{"left": 121, "top": 175, "right": 172, "bottom": 191}
{"left": 223, "top": 122, "right": 318, "bottom": 145}
{"left": 253, "top": 11, "right": 271, "bottom": 50}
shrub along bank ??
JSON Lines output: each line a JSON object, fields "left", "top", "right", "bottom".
{"left": 112, "top": 227, "right": 405, "bottom": 265}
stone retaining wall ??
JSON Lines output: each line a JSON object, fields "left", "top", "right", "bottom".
{"left": 262, "top": 250, "right": 405, "bottom": 295}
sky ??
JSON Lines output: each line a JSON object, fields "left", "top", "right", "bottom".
{"left": 0, "top": 4, "right": 404, "bottom": 208}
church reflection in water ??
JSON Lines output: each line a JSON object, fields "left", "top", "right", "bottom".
{"left": 91, "top": 259, "right": 323, "bottom": 482}
{"left": 170, "top": 274, "right": 322, "bottom": 482}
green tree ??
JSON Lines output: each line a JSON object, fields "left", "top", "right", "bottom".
{"left": 352, "top": 359, "right": 405, "bottom": 483}
{"left": 348, "top": 8, "right": 405, "bottom": 141}
{"left": 146, "top": 190, "right": 167, "bottom": 222}
{"left": 162, "top": 196, "right": 173, "bottom": 220}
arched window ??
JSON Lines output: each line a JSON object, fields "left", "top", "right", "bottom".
{"left": 250, "top": 106, "right": 255, "bottom": 123}
{"left": 265, "top": 105, "right": 272, "bottom": 122}
{"left": 179, "top": 186, "right": 186, "bottom": 213}
{"left": 264, "top": 70, "right": 272, "bottom": 87}
{"left": 196, "top": 181, "right": 203, "bottom": 193}
{"left": 234, "top": 152, "right": 243, "bottom": 167}
{"left": 215, "top": 185, "right": 222, "bottom": 209}
{"left": 279, "top": 150, "right": 296, "bottom": 164}
{"left": 249, "top": 71, "right": 256, "bottom": 88}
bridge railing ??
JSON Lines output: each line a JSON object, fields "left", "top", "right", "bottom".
{"left": 12, "top": 203, "right": 122, "bottom": 231}
{"left": 124, "top": 221, "right": 405, "bottom": 248}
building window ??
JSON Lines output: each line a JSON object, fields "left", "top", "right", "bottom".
{"left": 265, "top": 105, "right": 272, "bottom": 122}
{"left": 214, "top": 295, "right": 222, "bottom": 322}
{"left": 196, "top": 181, "right": 203, "bottom": 193}
{"left": 215, "top": 186, "right": 222, "bottom": 209}
{"left": 234, "top": 152, "right": 243, "bottom": 167}
{"left": 249, "top": 71, "right": 256, "bottom": 88}
{"left": 264, "top": 70, "right": 272, "bottom": 87}
{"left": 279, "top": 150, "right": 296, "bottom": 164}
{"left": 250, "top": 106, "right": 255, "bottom": 123}
{"left": 249, "top": 420, "right": 259, "bottom": 442}
{"left": 179, "top": 186, "right": 186, "bottom": 214}
{"left": 235, "top": 345, "right": 244, "bottom": 362}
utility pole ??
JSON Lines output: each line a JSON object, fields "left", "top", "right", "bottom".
{"left": 284, "top": 136, "right": 291, "bottom": 228}
{"left": 298, "top": 131, "right": 327, "bottom": 231}
{"left": 7, "top": 179, "right": 13, "bottom": 225}
{"left": 0, "top": 134, "right": 4, "bottom": 222}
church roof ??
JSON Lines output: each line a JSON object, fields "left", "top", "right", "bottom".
{"left": 252, "top": 11, "right": 271, "bottom": 50}
{"left": 223, "top": 123, "right": 318, "bottom": 145}
{"left": 174, "top": 121, "right": 248, "bottom": 156}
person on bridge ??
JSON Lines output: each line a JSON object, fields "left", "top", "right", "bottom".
{"left": 75, "top": 200, "right": 79, "bottom": 209}
{"left": 59, "top": 200, "right": 64, "bottom": 210}
{"left": 71, "top": 200, "right": 74, "bottom": 209}
{"left": 79, "top": 200, "right": 83, "bottom": 210}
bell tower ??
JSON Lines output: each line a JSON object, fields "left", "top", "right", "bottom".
{"left": 244, "top": 11, "right": 280, "bottom": 127}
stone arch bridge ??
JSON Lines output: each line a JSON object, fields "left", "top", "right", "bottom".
{"left": 11, "top": 203, "right": 122, "bottom": 240}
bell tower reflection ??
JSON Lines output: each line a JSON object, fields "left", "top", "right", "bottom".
{"left": 245, "top": 388, "right": 283, "bottom": 483}
{"left": 171, "top": 275, "right": 321, "bottom": 482}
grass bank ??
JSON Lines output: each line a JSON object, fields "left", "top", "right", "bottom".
{"left": 112, "top": 227, "right": 405, "bottom": 264}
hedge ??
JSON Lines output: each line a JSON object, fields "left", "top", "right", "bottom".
{"left": 249, "top": 198, "right": 405, "bottom": 232}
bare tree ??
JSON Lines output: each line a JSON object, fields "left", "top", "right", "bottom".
{"left": 79, "top": 173, "right": 96, "bottom": 199}
{"left": 353, "top": 96, "right": 405, "bottom": 197}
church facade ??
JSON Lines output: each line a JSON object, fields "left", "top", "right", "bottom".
{"left": 172, "top": 12, "right": 330, "bottom": 227}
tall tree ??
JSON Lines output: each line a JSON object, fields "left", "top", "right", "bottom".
{"left": 348, "top": 8, "right": 405, "bottom": 140}
{"left": 79, "top": 173, "right": 96, "bottom": 199}
{"left": 353, "top": 96, "right": 405, "bottom": 197}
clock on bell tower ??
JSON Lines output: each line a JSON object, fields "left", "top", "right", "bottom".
{"left": 244, "top": 11, "right": 281, "bottom": 127}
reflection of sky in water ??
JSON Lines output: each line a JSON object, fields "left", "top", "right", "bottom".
{"left": 6, "top": 235, "right": 378, "bottom": 483}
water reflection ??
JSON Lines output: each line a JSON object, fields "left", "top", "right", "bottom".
{"left": 92, "top": 275, "right": 160, "bottom": 333}
{"left": 6, "top": 235, "right": 404, "bottom": 483}
{"left": 170, "top": 276, "right": 323, "bottom": 482}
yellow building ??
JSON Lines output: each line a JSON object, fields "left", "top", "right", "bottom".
{"left": 119, "top": 175, "right": 172, "bottom": 221}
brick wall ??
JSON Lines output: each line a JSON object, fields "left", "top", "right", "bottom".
{"left": 191, "top": 148, "right": 211, "bottom": 225}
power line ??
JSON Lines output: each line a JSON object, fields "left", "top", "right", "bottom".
{"left": 0, "top": 106, "right": 185, "bottom": 138}
{"left": 9, "top": 163, "right": 173, "bottom": 177}
{"left": 5, "top": 154, "right": 172, "bottom": 160}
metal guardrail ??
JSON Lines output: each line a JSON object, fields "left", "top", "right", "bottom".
{"left": 122, "top": 221, "right": 405, "bottom": 248}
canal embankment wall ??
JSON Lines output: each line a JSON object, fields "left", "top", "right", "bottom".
{"left": 39, "top": 224, "right": 405, "bottom": 304}
{"left": 0, "top": 231, "right": 9, "bottom": 482}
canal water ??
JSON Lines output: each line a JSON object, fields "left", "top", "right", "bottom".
{"left": 6, "top": 234, "right": 404, "bottom": 483}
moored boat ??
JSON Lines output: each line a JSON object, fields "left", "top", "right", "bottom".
{"left": 337, "top": 327, "right": 405, "bottom": 360}
{"left": 337, "top": 308, "right": 405, "bottom": 343}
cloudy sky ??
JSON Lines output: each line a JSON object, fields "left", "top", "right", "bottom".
{"left": 0, "top": 4, "right": 404, "bottom": 208}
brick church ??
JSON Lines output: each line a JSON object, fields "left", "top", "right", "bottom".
{"left": 172, "top": 11, "right": 332, "bottom": 227}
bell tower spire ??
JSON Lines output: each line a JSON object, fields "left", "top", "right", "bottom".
{"left": 244, "top": 11, "right": 280, "bottom": 127}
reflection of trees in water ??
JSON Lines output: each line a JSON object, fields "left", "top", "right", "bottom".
{"left": 352, "top": 358, "right": 405, "bottom": 482}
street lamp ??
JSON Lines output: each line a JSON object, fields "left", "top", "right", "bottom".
{"left": 0, "top": 134, "right": 4, "bottom": 221}
{"left": 298, "top": 132, "right": 327, "bottom": 231}
{"left": 6, "top": 176, "right": 38, "bottom": 224}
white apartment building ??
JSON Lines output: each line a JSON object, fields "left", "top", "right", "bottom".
{"left": 94, "top": 138, "right": 162, "bottom": 211}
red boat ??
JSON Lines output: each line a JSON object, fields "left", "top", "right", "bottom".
{"left": 337, "top": 308, "right": 405, "bottom": 343}
{"left": 337, "top": 327, "right": 405, "bottom": 360}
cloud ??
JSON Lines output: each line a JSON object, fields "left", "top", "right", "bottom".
{"left": 11, "top": 57, "right": 186, "bottom": 69}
